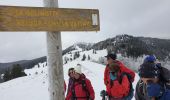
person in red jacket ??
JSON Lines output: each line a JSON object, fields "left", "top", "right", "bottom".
{"left": 104, "top": 53, "right": 135, "bottom": 100}
{"left": 66, "top": 64, "right": 95, "bottom": 100}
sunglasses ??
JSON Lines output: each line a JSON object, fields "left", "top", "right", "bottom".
{"left": 107, "top": 57, "right": 111, "bottom": 60}
{"left": 146, "top": 80, "right": 154, "bottom": 84}
{"left": 69, "top": 70, "right": 75, "bottom": 75}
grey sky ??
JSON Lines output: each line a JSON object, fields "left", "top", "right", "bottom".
{"left": 0, "top": 0, "right": 170, "bottom": 62}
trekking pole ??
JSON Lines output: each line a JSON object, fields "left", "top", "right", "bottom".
{"left": 102, "top": 94, "right": 105, "bottom": 100}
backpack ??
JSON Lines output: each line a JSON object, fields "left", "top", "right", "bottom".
{"left": 109, "top": 61, "right": 135, "bottom": 100}
{"left": 71, "top": 78, "right": 90, "bottom": 100}
{"left": 158, "top": 66, "right": 170, "bottom": 89}
{"left": 119, "top": 72, "right": 134, "bottom": 100}
{"left": 81, "top": 79, "right": 90, "bottom": 98}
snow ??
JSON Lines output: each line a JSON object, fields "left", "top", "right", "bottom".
{"left": 0, "top": 49, "right": 140, "bottom": 100}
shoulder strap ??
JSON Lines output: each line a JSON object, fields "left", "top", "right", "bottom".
{"left": 135, "top": 80, "right": 146, "bottom": 100}
{"left": 71, "top": 81, "right": 77, "bottom": 100}
{"left": 119, "top": 72, "right": 132, "bottom": 83}
{"left": 158, "top": 67, "right": 170, "bottom": 89}
{"left": 121, "top": 72, "right": 134, "bottom": 99}
{"left": 81, "top": 79, "right": 90, "bottom": 98}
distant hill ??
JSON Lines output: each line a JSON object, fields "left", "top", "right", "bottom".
{"left": 1, "top": 34, "right": 170, "bottom": 82}
{"left": 92, "top": 34, "right": 170, "bottom": 60}
{"left": 62, "top": 42, "right": 93, "bottom": 55}
{"left": 0, "top": 56, "right": 46, "bottom": 75}
{"left": 64, "top": 34, "right": 170, "bottom": 61}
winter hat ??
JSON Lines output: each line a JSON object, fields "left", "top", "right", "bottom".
{"left": 138, "top": 62, "right": 160, "bottom": 78}
{"left": 105, "top": 53, "right": 117, "bottom": 60}
{"left": 74, "top": 64, "right": 82, "bottom": 74}
{"left": 144, "top": 55, "right": 156, "bottom": 63}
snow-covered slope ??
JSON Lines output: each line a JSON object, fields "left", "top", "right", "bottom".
{"left": 0, "top": 47, "right": 140, "bottom": 100}
{"left": 0, "top": 62, "right": 49, "bottom": 100}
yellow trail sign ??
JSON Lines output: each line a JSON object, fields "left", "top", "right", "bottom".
{"left": 0, "top": 6, "right": 100, "bottom": 31}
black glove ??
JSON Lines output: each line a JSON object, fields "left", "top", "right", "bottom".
{"left": 100, "top": 90, "right": 107, "bottom": 97}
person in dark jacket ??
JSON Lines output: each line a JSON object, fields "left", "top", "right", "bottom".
{"left": 65, "top": 81, "right": 66, "bottom": 93}
{"left": 66, "top": 64, "right": 95, "bottom": 100}
{"left": 66, "top": 68, "right": 75, "bottom": 96}
{"left": 135, "top": 55, "right": 170, "bottom": 100}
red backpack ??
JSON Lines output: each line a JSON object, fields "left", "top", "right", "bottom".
{"left": 117, "top": 61, "right": 135, "bottom": 82}
{"left": 113, "top": 61, "right": 135, "bottom": 99}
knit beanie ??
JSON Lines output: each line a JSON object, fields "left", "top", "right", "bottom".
{"left": 144, "top": 55, "right": 156, "bottom": 63}
{"left": 138, "top": 62, "right": 160, "bottom": 78}
{"left": 74, "top": 64, "right": 82, "bottom": 74}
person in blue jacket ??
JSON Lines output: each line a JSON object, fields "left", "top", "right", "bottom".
{"left": 135, "top": 55, "right": 170, "bottom": 100}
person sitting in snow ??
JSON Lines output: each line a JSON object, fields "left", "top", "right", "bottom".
{"left": 103, "top": 53, "right": 135, "bottom": 100}
{"left": 65, "top": 64, "right": 95, "bottom": 100}
{"left": 135, "top": 55, "right": 170, "bottom": 100}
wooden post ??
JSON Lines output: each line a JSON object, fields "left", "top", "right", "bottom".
{"left": 43, "top": 0, "right": 65, "bottom": 100}
{"left": 0, "top": 3, "right": 99, "bottom": 100}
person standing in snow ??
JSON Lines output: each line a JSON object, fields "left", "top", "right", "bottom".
{"left": 66, "top": 64, "right": 95, "bottom": 100}
{"left": 103, "top": 53, "right": 135, "bottom": 100}
{"left": 66, "top": 68, "right": 75, "bottom": 96}
{"left": 135, "top": 55, "right": 170, "bottom": 100}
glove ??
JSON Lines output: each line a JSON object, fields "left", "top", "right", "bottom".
{"left": 100, "top": 90, "right": 105, "bottom": 97}
{"left": 146, "top": 83, "right": 164, "bottom": 97}
{"left": 100, "top": 90, "right": 107, "bottom": 97}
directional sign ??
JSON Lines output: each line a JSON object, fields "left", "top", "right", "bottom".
{"left": 0, "top": 6, "right": 100, "bottom": 31}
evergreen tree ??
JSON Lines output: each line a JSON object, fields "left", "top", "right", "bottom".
{"left": 82, "top": 54, "right": 86, "bottom": 61}
{"left": 73, "top": 52, "right": 80, "bottom": 60}
{"left": 93, "top": 49, "right": 97, "bottom": 54}
{"left": 93, "top": 49, "right": 95, "bottom": 54}
{"left": 10, "top": 64, "right": 26, "bottom": 79}
{"left": 95, "top": 50, "right": 97, "bottom": 54}
{"left": 38, "top": 64, "right": 40, "bottom": 68}
{"left": 70, "top": 58, "right": 72, "bottom": 61}
{"left": 88, "top": 55, "right": 90, "bottom": 60}
{"left": 64, "top": 57, "right": 68, "bottom": 64}
{"left": 77, "top": 52, "right": 80, "bottom": 58}
{"left": 35, "top": 72, "right": 38, "bottom": 75}
{"left": 73, "top": 52, "right": 77, "bottom": 60}
{"left": 3, "top": 69, "right": 11, "bottom": 82}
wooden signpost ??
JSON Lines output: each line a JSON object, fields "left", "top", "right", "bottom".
{"left": 0, "top": 2, "right": 100, "bottom": 100}
{"left": 0, "top": 6, "right": 99, "bottom": 31}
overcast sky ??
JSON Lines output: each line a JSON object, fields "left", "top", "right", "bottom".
{"left": 0, "top": 0, "right": 170, "bottom": 62}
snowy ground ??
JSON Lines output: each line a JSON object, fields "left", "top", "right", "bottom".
{"left": 0, "top": 48, "right": 140, "bottom": 100}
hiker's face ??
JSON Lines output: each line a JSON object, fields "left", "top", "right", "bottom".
{"left": 74, "top": 72, "right": 80, "bottom": 79}
{"left": 107, "top": 57, "right": 114, "bottom": 64}
{"left": 109, "top": 64, "right": 119, "bottom": 72}
{"left": 69, "top": 70, "right": 74, "bottom": 78}
{"left": 141, "top": 78, "right": 159, "bottom": 84}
